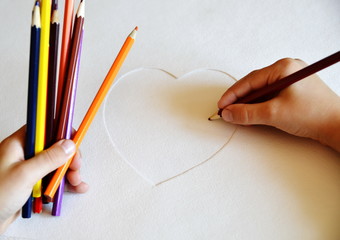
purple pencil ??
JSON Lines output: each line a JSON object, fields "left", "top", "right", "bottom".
{"left": 52, "top": 30, "right": 83, "bottom": 216}
{"left": 52, "top": 1, "right": 84, "bottom": 216}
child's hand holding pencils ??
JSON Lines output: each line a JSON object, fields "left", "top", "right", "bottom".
{"left": 0, "top": 126, "right": 88, "bottom": 234}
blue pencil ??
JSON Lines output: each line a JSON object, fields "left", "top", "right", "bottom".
{"left": 22, "top": 0, "right": 41, "bottom": 218}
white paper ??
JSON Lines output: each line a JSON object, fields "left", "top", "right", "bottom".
{"left": 104, "top": 68, "right": 237, "bottom": 184}
{"left": 1, "top": 0, "right": 339, "bottom": 239}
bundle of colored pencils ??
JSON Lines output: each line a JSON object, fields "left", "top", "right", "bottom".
{"left": 23, "top": 0, "right": 85, "bottom": 217}
{"left": 23, "top": 0, "right": 138, "bottom": 218}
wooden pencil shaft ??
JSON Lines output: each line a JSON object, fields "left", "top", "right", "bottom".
{"left": 74, "top": 36, "right": 134, "bottom": 148}
{"left": 55, "top": 0, "right": 74, "bottom": 126}
{"left": 52, "top": 29, "right": 84, "bottom": 216}
{"left": 45, "top": 29, "right": 137, "bottom": 198}
{"left": 56, "top": 16, "right": 84, "bottom": 140}
{"left": 25, "top": 26, "right": 40, "bottom": 159}
{"left": 33, "top": 0, "right": 51, "bottom": 198}
{"left": 46, "top": 21, "right": 60, "bottom": 147}
{"left": 22, "top": 3, "right": 41, "bottom": 218}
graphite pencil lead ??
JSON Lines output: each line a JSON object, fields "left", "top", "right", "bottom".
{"left": 208, "top": 109, "right": 222, "bottom": 121}
{"left": 208, "top": 112, "right": 221, "bottom": 121}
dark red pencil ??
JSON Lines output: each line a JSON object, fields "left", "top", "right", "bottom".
{"left": 45, "top": 2, "right": 60, "bottom": 149}
{"left": 42, "top": 1, "right": 60, "bottom": 205}
{"left": 209, "top": 51, "right": 340, "bottom": 120}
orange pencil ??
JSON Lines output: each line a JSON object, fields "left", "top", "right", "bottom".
{"left": 55, "top": 0, "right": 74, "bottom": 122}
{"left": 45, "top": 26, "right": 138, "bottom": 199}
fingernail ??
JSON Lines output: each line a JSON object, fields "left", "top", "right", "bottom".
{"left": 222, "top": 109, "right": 233, "bottom": 122}
{"left": 60, "top": 140, "right": 76, "bottom": 155}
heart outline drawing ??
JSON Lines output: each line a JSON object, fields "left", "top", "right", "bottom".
{"left": 103, "top": 68, "right": 238, "bottom": 185}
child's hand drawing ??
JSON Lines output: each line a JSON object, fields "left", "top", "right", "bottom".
{"left": 218, "top": 58, "right": 340, "bottom": 152}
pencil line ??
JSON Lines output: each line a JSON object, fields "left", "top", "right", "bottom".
{"left": 155, "top": 126, "right": 238, "bottom": 186}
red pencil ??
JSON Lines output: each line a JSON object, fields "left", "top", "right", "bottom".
{"left": 55, "top": 0, "right": 74, "bottom": 124}
{"left": 33, "top": 197, "right": 42, "bottom": 213}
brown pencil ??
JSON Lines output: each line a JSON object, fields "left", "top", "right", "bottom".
{"left": 45, "top": 3, "right": 60, "bottom": 148}
{"left": 55, "top": 0, "right": 84, "bottom": 140}
{"left": 42, "top": 1, "right": 60, "bottom": 204}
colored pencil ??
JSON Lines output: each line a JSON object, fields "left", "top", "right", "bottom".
{"left": 52, "top": 0, "right": 85, "bottom": 216}
{"left": 33, "top": 197, "right": 43, "bottom": 213}
{"left": 51, "top": 0, "right": 85, "bottom": 216}
{"left": 32, "top": 0, "right": 51, "bottom": 200}
{"left": 22, "top": 0, "right": 41, "bottom": 218}
{"left": 45, "top": 0, "right": 59, "bottom": 147}
{"left": 52, "top": 0, "right": 58, "bottom": 10}
{"left": 55, "top": 0, "right": 74, "bottom": 123}
{"left": 208, "top": 51, "right": 340, "bottom": 120}
{"left": 42, "top": 1, "right": 60, "bottom": 204}
{"left": 45, "top": 26, "right": 138, "bottom": 199}
{"left": 32, "top": 0, "right": 51, "bottom": 214}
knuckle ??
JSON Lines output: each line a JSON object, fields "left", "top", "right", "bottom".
{"left": 0, "top": 137, "right": 23, "bottom": 158}
{"left": 276, "top": 58, "right": 305, "bottom": 74}
{"left": 236, "top": 105, "right": 252, "bottom": 124}
{"left": 263, "top": 101, "right": 279, "bottom": 123}
{"left": 246, "top": 69, "right": 260, "bottom": 80}
{"left": 243, "top": 105, "right": 252, "bottom": 123}
{"left": 0, "top": 137, "right": 16, "bottom": 151}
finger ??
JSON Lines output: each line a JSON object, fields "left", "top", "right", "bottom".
{"left": 0, "top": 126, "right": 26, "bottom": 145}
{"left": 66, "top": 182, "right": 89, "bottom": 193}
{"left": 221, "top": 100, "right": 278, "bottom": 126}
{"left": 0, "top": 126, "right": 26, "bottom": 168}
{"left": 66, "top": 169, "right": 82, "bottom": 186}
{"left": 19, "top": 140, "right": 76, "bottom": 185}
{"left": 69, "top": 149, "right": 81, "bottom": 171}
{"left": 218, "top": 58, "right": 304, "bottom": 109}
{"left": 218, "top": 67, "right": 275, "bottom": 109}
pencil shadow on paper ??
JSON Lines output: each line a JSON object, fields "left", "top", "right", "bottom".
{"left": 165, "top": 83, "right": 223, "bottom": 120}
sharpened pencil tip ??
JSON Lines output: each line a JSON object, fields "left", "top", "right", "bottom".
{"left": 208, "top": 110, "right": 222, "bottom": 121}
{"left": 35, "top": 0, "right": 40, "bottom": 6}
{"left": 129, "top": 27, "right": 138, "bottom": 39}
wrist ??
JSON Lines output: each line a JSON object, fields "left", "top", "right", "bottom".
{"left": 0, "top": 212, "right": 18, "bottom": 235}
{"left": 0, "top": 218, "right": 11, "bottom": 235}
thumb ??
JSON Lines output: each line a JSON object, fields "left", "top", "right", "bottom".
{"left": 21, "top": 140, "right": 76, "bottom": 185}
{"left": 221, "top": 102, "right": 275, "bottom": 125}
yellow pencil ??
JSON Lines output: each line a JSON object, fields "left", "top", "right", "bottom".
{"left": 33, "top": 0, "right": 51, "bottom": 198}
